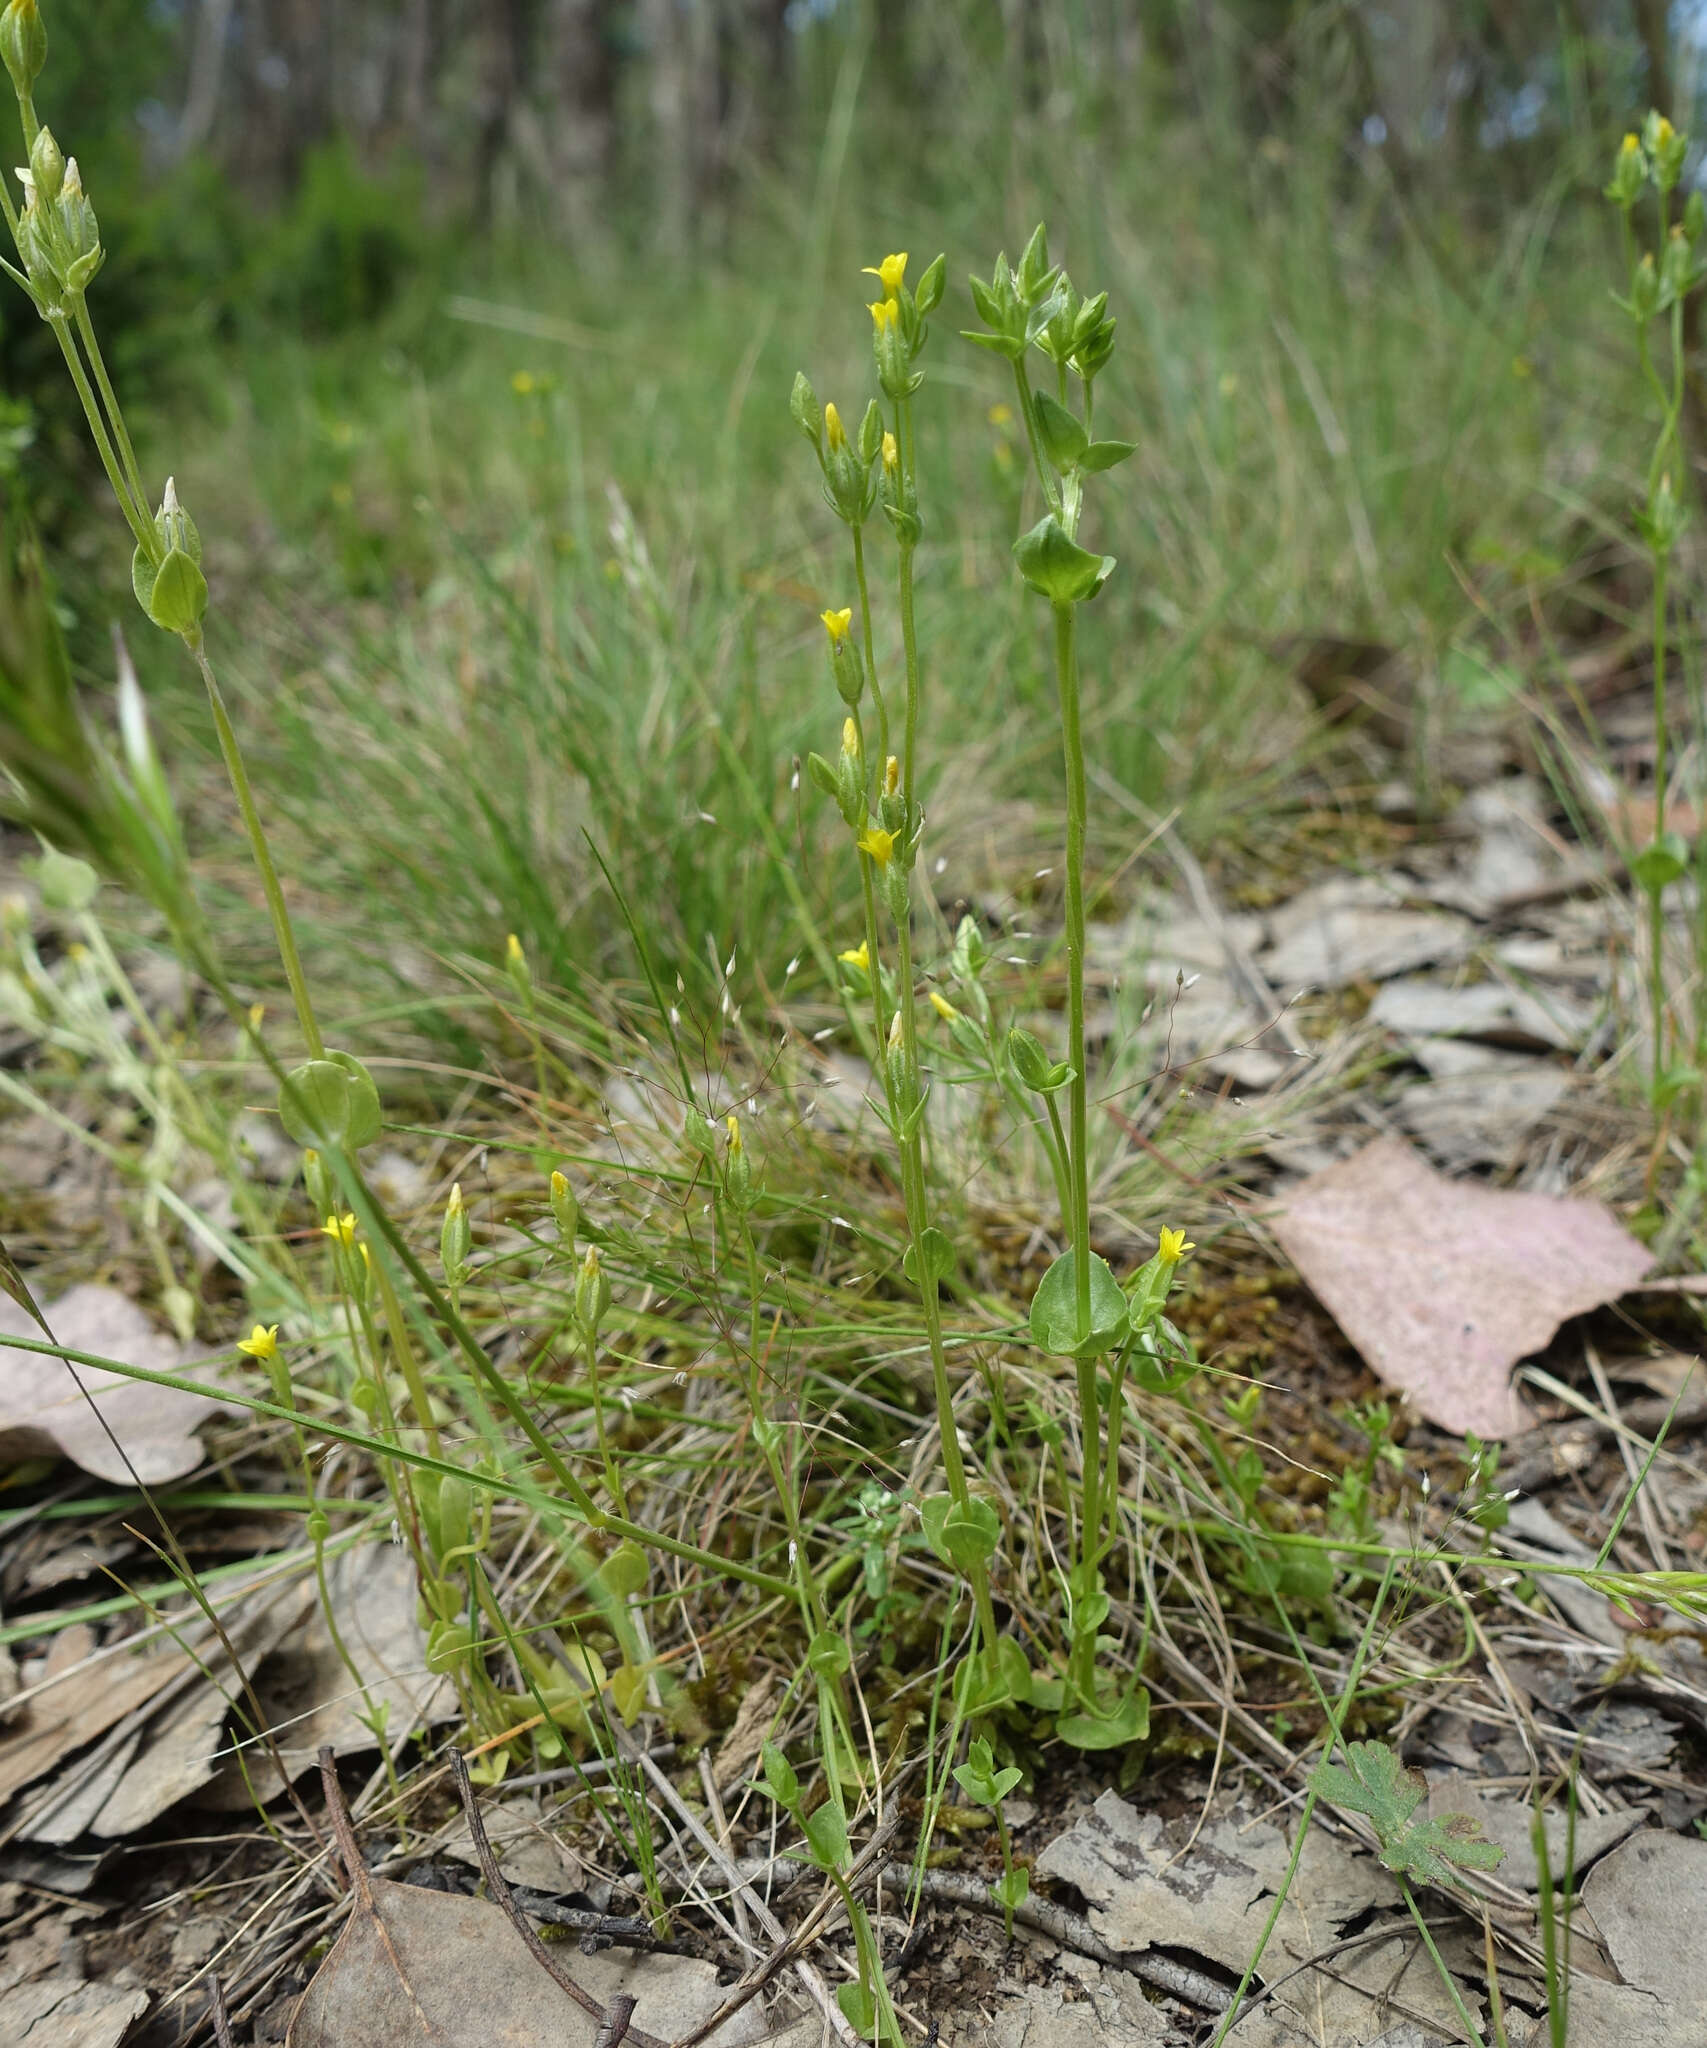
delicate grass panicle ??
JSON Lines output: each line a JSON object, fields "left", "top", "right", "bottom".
{"left": 10, "top": 2, "right": 1707, "bottom": 2036}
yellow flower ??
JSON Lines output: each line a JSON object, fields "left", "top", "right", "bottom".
{"left": 237, "top": 1323, "right": 279, "bottom": 1362}
{"left": 838, "top": 940, "right": 870, "bottom": 971}
{"left": 825, "top": 400, "right": 846, "bottom": 451}
{"left": 858, "top": 825, "right": 896, "bottom": 867}
{"left": 322, "top": 1212, "right": 358, "bottom": 1248}
{"left": 881, "top": 431, "right": 898, "bottom": 473}
{"left": 822, "top": 606, "right": 853, "bottom": 645}
{"left": 862, "top": 252, "right": 908, "bottom": 298}
{"left": 510, "top": 370, "right": 536, "bottom": 396}
{"left": 726, "top": 1113, "right": 742, "bottom": 1150}
{"left": 929, "top": 991, "right": 960, "bottom": 1023}
{"left": 1654, "top": 116, "right": 1676, "bottom": 149}
{"left": 987, "top": 402, "right": 1013, "bottom": 427}
{"left": 841, "top": 715, "right": 858, "bottom": 755}
{"left": 868, "top": 297, "right": 899, "bottom": 334}
{"left": 1157, "top": 1225, "right": 1195, "bottom": 1265}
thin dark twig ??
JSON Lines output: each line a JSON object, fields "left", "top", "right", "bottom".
{"left": 594, "top": 1993, "right": 639, "bottom": 2048}
{"left": 451, "top": 1748, "right": 670, "bottom": 2048}
{"left": 206, "top": 1975, "right": 237, "bottom": 2048}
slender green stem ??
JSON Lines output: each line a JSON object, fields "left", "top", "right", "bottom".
{"left": 1053, "top": 602, "right": 1092, "bottom": 1331}
{"left": 1011, "top": 358, "right": 1060, "bottom": 513}
{"left": 73, "top": 300, "right": 149, "bottom": 520}
{"left": 1649, "top": 548, "right": 1670, "bottom": 1099}
{"left": 851, "top": 522, "right": 890, "bottom": 769}
{"left": 47, "top": 314, "right": 151, "bottom": 545}
{"left": 189, "top": 639, "right": 326, "bottom": 1059}
{"left": 1401, "top": 1881, "right": 1488, "bottom": 2045}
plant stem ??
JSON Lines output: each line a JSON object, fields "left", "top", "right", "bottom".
{"left": 1053, "top": 601, "right": 1093, "bottom": 1333}
{"left": 189, "top": 638, "right": 326, "bottom": 1059}
{"left": 1401, "top": 1880, "right": 1488, "bottom": 2045}
{"left": 851, "top": 521, "right": 890, "bottom": 768}
{"left": 1649, "top": 545, "right": 1670, "bottom": 1099}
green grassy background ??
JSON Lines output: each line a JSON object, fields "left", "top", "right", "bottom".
{"left": 6, "top": 8, "right": 1655, "bottom": 1042}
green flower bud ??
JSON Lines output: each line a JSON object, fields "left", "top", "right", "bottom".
{"left": 302, "top": 1147, "right": 332, "bottom": 1221}
{"left": 574, "top": 1243, "right": 611, "bottom": 1335}
{"left": 1663, "top": 223, "right": 1694, "bottom": 303}
{"left": 790, "top": 370, "right": 821, "bottom": 448}
{"left": 0, "top": 0, "right": 45, "bottom": 101}
{"left": 549, "top": 1168, "right": 578, "bottom": 1251}
{"left": 440, "top": 1180, "right": 471, "bottom": 1290}
{"left": 723, "top": 1113, "right": 754, "bottom": 1209}
{"left": 1630, "top": 250, "right": 1661, "bottom": 323}
{"left": 306, "top": 1504, "right": 331, "bottom": 1546}
{"left": 28, "top": 124, "right": 61, "bottom": 203}
{"left": 1644, "top": 110, "right": 1688, "bottom": 193}
{"left": 1606, "top": 131, "right": 1646, "bottom": 209}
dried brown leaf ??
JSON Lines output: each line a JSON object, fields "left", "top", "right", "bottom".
{"left": 1268, "top": 1139, "right": 1652, "bottom": 1437}
{"left": 0, "top": 1282, "right": 231, "bottom": 1484}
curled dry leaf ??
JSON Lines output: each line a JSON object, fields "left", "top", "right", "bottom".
{"left": 1269, "top": 1138, "right": 1652, "bottom": 1438}
{"left": 0, "top": 1282, "right": 232, "bottom": 1484}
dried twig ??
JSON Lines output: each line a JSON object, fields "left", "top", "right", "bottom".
{"left": 451, "top": 1749, "right": 671, "bottom": 2048}
{"left": 206, "top": 1974, "right": 237, "bottom": 2048}
{"left": 594, "top": 1992, "right": 639, "bottom": 2048}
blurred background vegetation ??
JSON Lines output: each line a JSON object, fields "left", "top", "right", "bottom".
{"left": 0, "top": 0, "right": 1697, "bottom": 1034}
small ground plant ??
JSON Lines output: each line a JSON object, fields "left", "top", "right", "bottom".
{"left": 6, "top": 6, "right": 1707, "bottom": 2041}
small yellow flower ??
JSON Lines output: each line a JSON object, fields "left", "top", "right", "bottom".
{"left": 838, "top": 940, "right": 870, "bottom": 971}
{"left": 987, "top": 403, "right": 1013, "bottom": 428}
{"left": 248, "top": 1001, "right": 265, "bottom": 1033}
{"left": 510, "top": 369, "right": 536, "bottom": 396}
{"left": 842, "top": 715, "right": 859, "bottom": 755}
{"left": 1621, "top": 132, "right": 1641, "bottom": 156}
{"left": 862, "top": 252, "right": 908, "bottom": 298}
{"left": 929, "top": 991, "right": 960, "bottom": 1023}
{"left": 868, "top": 297, "right": 900, "bottom": 334}
{"left": 322, "top": 1212, "right": 358, "bottom": 1248}
{"left": 881, "top": 431, "right": 898, "bottom": 473}
{"left": 858, "top": 825, "right": 896, "bottom": 867}
{"left": 726, "top": 1113, "right": 742, "bottom": 1150}
{"left": 883, "top": 755, "right": 900, "bottom": 797}
{"left": 1157, "top": 1225, "right": 1195, "bottom": 1265}
{"left": 824, "top": 400, "right": 846, "bottom": 450}
{"left": 1654, "top": 116, "right": 1676, "bottom": 149}
{"left": 237, "top": 1323, "right": 279, "bottom": 1362}
{"left": 822, "top": 606, "right": 853, "bottom": 645}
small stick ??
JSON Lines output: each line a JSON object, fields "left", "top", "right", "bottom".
{"left": 594, "top": 1994, "right": 639, "bottom": 2048}
{"left": 206, "top": 1976, "right": 237, "bottom": 2048}
{"left": 451, "top": 1749, "right": 670, "bottom": 2048}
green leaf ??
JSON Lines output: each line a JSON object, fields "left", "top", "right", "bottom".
{"left": 1632, "top": 831, "right": 1689, "bottom": 893}
{"left": 1011, "top": 514, "right": 1116, "bottom": 604}
{"left": 144, "top": 546, "right": 208, "bottom": 636}
{"left": 836, "top": 1982, "right": 877, "bottom": 2034}
{"left": 807, "top": 1629, "right": 851, "bottom": 1679}
{"left": 921, "top": 1493, "right": 1002, "bottom": 1572}
{"left": 991, "top": 1865, "right": 1030, "bottom": 1913}
{"left": 802, "top": 1798, "right": 849, "bottom": 1873}
{"left": 952, "top": 1635, "right": 1033, "bottom": 1714}
{"left": 961, "top": 327, "right": 1025, "bottom": 359}
{"left": 1057, "top": 1686, "right": 1149, "bottom": 1751}
{"left": 902, "top": 1225, "right": 956, "bottom": 1286}
{"left": 915, "top": 252, "right": 946, "bottom": 316}
{"left": 1030, "top": 1248, "right": 1129, "bottom": 1358}
{"left": 599, "top": 1540, "right": 649, "bottom": 1597}
{"left": 277, "top": 1051, "right": 383, "bottom": 1150}
{"left": 1080, "top": 438, "right": 1137, "bottom": 473}
{"left": 1308, "top": 1740, "right": 1506, "bottom": 1888}
{"left": 1033, "top": 390, "right": 1088, "bottom": 469}
{"left": 760, "top": 1742, "right": 799, "bottom": 1808}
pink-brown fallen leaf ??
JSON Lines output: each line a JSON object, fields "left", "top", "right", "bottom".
{"left": 0, "top": 1282, "right": 231, "bottom": 1485}
{"left": 1269, "top": 1139, "right": 1653, "bottom": 1437}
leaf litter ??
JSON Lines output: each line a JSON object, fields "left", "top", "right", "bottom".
{"left": 1268, "top": 1137, "right": 1653, "bottom": 1437}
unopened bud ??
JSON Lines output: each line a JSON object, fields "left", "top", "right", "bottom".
{"left": 549, "top": 1168, "right": 579, "bottom": 1250}
{"left": 440, "top": 1181, "right": 471, "bottom": 1288}
{"left": 824, "top": 400, "right": 846, "bottom": 452}
{"left": 575, "top": 1243, "right": 611, "bottom": 1334}
{"left": 27, "top": 122, "right": 59, "bottom": 202}
{"left": 0, "top": 0, "right": 45, "bottom": 101}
